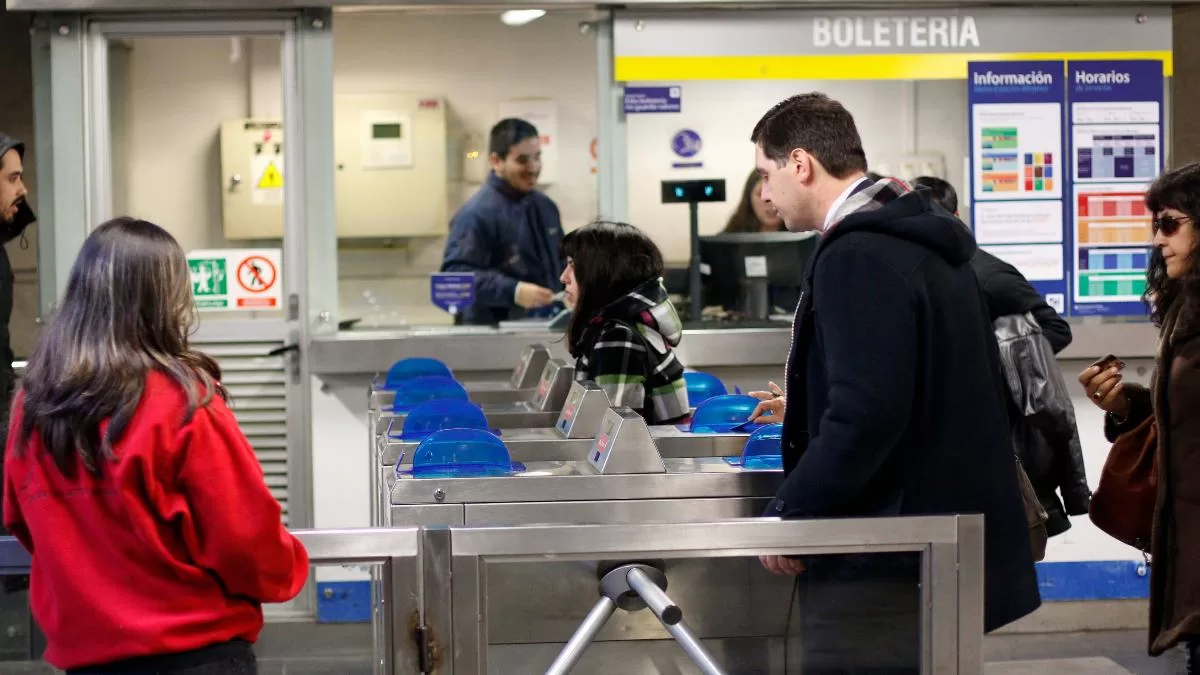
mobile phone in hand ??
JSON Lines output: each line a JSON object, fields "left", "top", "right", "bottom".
{"left": 1091, "top": 354, "right": 1126, "bottom": 371}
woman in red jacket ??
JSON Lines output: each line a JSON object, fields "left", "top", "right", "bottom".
{"left": 3, "top": 217, "right": 309, "bottom": 674}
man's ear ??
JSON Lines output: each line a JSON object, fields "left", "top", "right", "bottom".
{"left": 789, "top": 148, "right": 817, "bottom": 184}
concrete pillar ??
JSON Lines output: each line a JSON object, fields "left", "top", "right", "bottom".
{"left": 0, "top": 7, "right": 38, "bottom": 361}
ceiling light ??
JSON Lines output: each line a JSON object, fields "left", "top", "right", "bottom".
{"left": 501, "top": 9, "right": 546, "bottom": 27}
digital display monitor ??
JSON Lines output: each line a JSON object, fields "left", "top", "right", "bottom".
{"left": 373, "top": 123, "right": 403, "bottom": 140}
{"left": 661, "top": 179, "right": 726, "bottom": 204}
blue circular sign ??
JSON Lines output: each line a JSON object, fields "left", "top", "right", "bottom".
{"left": 671, "top": 129, "right": 702, "bottom": 158}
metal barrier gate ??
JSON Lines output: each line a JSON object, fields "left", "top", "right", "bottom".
{"left": 0, "top": 515, "right": 985, "bottom": 675}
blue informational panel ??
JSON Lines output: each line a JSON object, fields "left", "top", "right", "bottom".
{"left": 430, "top": 273, "right": 475, "bottom": 314}
{"left": 623, "top": 86, "right": 682, "bottom": 114}
{"left": 1066, "top": 60, "right": 1164, "bottom": 317}
{"left": 967, "top": 61, "right": 1070, "bottom": 314}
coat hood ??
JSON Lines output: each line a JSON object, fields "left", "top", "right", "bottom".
{"left": 584, "top": 277, "right": 683, "bottom": 349}
{"left": 822, "top": 179, "right": 977, "bottom": 268}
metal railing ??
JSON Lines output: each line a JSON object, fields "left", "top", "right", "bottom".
{"left": 0, "top": 515, "right": 985, "bottom": 675}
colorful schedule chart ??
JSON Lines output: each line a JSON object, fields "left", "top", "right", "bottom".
{"left": 1068, "top": 60, "right": 1163, "bottom": 316}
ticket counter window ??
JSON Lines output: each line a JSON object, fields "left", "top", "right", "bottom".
{"left": 329, "top": 8, "right": 598, "bottom": 329}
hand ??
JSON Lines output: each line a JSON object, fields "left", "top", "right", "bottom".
{"left": 749, "top": 381, "right": 786, "bottom": 422}
{"left": 515, "top": 282, "right": 554, "bottom": 310}
{"left": 760, "top": 554, "right": 806, "bottom": 576}
{"left": 1078, "top": 364, "right": 1130, "bottom": 418}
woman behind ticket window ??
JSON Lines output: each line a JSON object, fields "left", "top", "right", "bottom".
{"left": 723, "top": 170, "right": 785, "bottom": 233}
{"left": 3, "top": 217, "right": 309, "bottom": 674}
{"left": 560, "top": 221, "right": 689, "bottom": 424}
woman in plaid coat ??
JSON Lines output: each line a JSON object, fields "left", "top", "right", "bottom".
{"left": 559, "top": 222, "right": 689, "bottom": 425}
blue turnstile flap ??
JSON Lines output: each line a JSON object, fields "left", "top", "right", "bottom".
{"left": 401, "top": 428, "right": 522, "bottom": 479}
{"left": 387, "top": 375, "right": 469, "bottom": 413}
{"left": 396, "top": 399, "right": 489, "bottom": 441}
{"left": 384, "top": 357, "right": 454, "bottom": 389}
{"left": 683, "top": 394, "right": 778, "bottom": 434}
{"left": 724, "top": 423, "right": 784, "bottom": 470}
{"left": 683, "top": 371, "right": 728, "bottom": 408}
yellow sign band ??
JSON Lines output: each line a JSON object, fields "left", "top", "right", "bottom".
{"left": 614, "top": 51, "right": 1173, "bottom": 82}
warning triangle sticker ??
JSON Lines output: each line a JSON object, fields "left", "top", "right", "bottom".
{"left": 257, "top": 161, "right": 283, "bottom": 189}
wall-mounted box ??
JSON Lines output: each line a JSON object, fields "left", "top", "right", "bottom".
{"left": 334, "top": 93, "right": 449, "bottom": 238}
{"left": 219, "top": 93, "right": 450, "bottom": 240}
{"left": 220, "top": 120, "right": 286, "bottom": 240}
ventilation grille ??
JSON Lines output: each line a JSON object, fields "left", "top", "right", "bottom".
{"left": 195, "top": 340, "right": 290, "bottom": 525}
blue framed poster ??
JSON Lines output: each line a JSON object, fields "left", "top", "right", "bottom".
{"left": 1066, "top": 60, "right": 1164, "bottom": 317}
{"left": 967, "top": 61, "right": 1070, "bottom": 314}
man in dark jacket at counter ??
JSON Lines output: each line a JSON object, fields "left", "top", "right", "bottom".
{"left": 913, "top": 175, "right": 1090, "bottom": 535}
{"left": 440, "top": 118, "right": 564, "bottom": 325}
{"left": 748, "top": 94, "right": 1040, "bottom": 672}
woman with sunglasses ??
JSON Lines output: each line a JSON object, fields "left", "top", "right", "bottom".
{"left": 1079, "top": 162, "right": 1200, "bottom": 671}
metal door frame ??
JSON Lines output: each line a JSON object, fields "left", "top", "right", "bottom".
{"left": 33, "top": 9, "right": 337, "bottom": 618}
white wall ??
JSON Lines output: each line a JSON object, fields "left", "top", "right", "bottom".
{"left": 626, "top": 80, "right": 967, "bottom": 263}
{"left": 120, "top": 36, "right": 259, "bottom": 253}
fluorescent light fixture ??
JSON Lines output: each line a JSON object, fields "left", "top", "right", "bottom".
{"left": 501, "top": 9, "right": 546, "bottom": 26}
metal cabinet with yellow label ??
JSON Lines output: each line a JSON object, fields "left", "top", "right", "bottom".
{"left": 220, "top": 93, "right": 450, "bottom": 240}
{"left": 220, "top": 120, "right": 287, "bottom": 240}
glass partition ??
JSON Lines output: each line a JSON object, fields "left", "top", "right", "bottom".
{"left": 329, "top": 7, "right": 599, "bottom": 329}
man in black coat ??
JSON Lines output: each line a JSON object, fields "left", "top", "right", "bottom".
{"left": 0, "top": 134, "right": 34, "bottom": 548}
{"left": 0, "top": 135, "right": 31, "bottom": 412}
{"left": 748, "top": 94, "right": 1040, "bottom": 672}
{"left": 912, "top": 175, "right": 1090, "bottom": 536}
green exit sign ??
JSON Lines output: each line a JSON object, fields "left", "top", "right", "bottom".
{"left": 188, "top": 257, "right": 228, "bottom": 308}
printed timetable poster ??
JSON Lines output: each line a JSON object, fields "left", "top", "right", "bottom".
{"left": 967, "top": 61, "right": 1069, "bottom": 313}
{"left": 1067, "top": 60, "right": 1164, "bottom": 317}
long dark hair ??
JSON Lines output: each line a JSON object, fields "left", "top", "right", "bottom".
{"left": 724, "top": 171, "right": 765, "bottom": 233}
{"left": 560, "top": 221, "right": 664, "bottom": 356}
{"left": 18, "top": 217, "right": 224, "bottom": 476}
{"left": 1144, "top": 163, "right": 1200, "bottom": 327}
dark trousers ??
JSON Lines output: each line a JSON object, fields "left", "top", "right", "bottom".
{"left": 798, "top": 554, "right": 921, "bottom": 675}
{"left": 66, "top": 641, "right": 256, "bottom": 675}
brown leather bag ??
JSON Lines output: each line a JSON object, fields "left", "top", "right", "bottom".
{"left": 1089, "top": 415, "right": 1158, "bottom": 553}
{"left": 1015, "top": 458, "right": 1049, "bottom": 562}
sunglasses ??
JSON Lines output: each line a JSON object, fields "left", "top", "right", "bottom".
{"left": 1152, "top": 214, "right": 1189, "bottom": 237}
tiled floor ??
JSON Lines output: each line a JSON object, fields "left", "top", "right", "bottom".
{"left": 0, "top": 628, "right": 1185, "bottom": 674}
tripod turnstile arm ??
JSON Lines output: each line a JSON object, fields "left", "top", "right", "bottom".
{"left": 544, "top": 596, "right": 616, "bottom": 675}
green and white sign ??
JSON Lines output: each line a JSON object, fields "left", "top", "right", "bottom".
{"left": 187, "top": 249, "right": 282, "bottom": 312}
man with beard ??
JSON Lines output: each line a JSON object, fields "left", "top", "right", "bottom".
{"left": 441, "top": 118, "right": 564, "bottom": 325}
{"left": 0, "top": 135, "right": 32, "bottom": 419}
{"left": 0, "top": 134, "right": 35, "bottom": 547}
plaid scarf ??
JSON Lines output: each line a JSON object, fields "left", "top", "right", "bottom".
{"left": 574, "top": 278, "right": 689, "bottom": 424}
{"left": 827, "top": 177, "right": 912, "bottom": 231}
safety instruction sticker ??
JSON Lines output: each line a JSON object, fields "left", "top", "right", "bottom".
{"left": 188, "top": 249, "right": 282, "bottom": 311}
{"left": 251, "top": 153, "right": 284, "bottom": 206}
